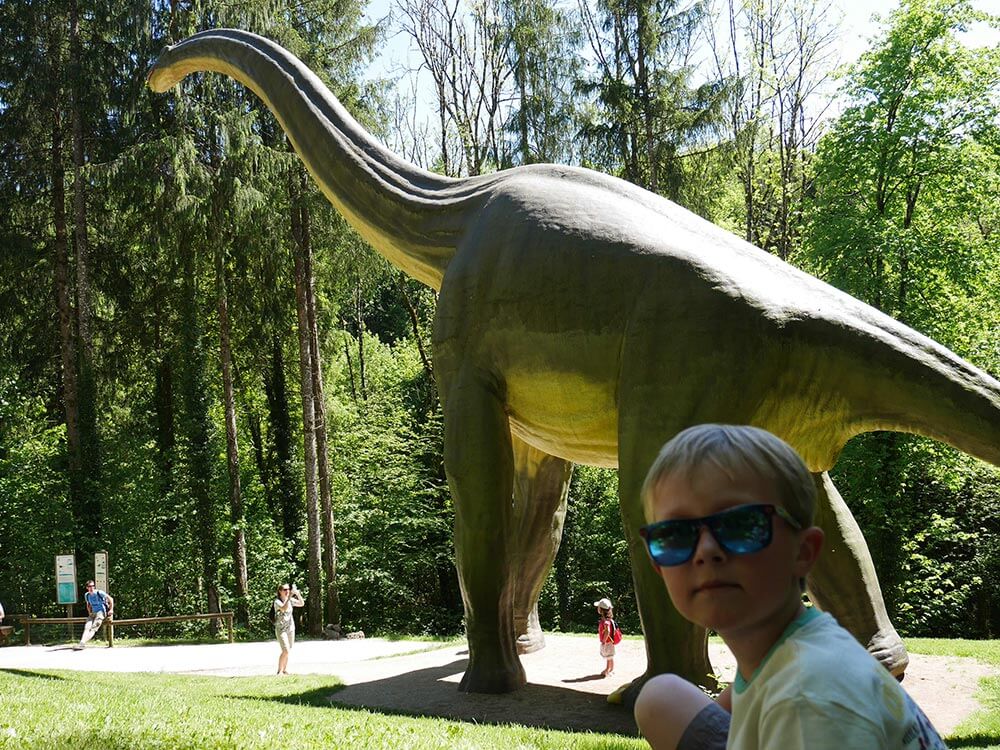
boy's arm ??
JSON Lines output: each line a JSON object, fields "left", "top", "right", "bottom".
{"left": 105, "top": 594, "right": 114, "bottom": 614}
{"left": 714, "top": 685, "right": 732, "bottom": 712}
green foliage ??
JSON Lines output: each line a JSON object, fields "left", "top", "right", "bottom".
{"left": 327, "top": 331, "right": 459, "bottom": 635}
{"left": 540, "top": 467, "right": 637, "bottom": 633}
{"left": 502, "top": 0, "right": 583, "bottom": 165}
{"left": 804, "top": 0, "right": 1000, "bottom": 639}
{"left": 0, "top": 381, "right": 73, "bottom": 617}
{"left": 577, "top": 0, "right": 726, "bottom": 199}
{"left": 0, "top": 0, "right": 998, "bottom": 653}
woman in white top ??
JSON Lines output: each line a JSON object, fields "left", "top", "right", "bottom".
{"left": 274, "top": 582, "right": 305, "bottom": 674}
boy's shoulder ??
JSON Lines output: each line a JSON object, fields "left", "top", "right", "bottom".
{"left": 738, "top": 612, "right": 946, "bottom": 749}
{"left": 753, "top": 612, "right": 894, "bottom": 705}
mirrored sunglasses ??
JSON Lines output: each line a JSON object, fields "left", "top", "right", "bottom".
{"left": 639, "top": 503, "right": 802, "bottom": 567}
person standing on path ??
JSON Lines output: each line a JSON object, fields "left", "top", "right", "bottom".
{"left": 75, "top": 580, "right": 113, "bottom": 649}
{"left": 274, "top": 582, "right": 305, "bottom": 674}
{"left": 595, "top": 597, "right": 618, "bottom": 677}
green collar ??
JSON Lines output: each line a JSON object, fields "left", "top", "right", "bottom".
{"left": 732, "top": 607, "right": 822, "bottom": 694}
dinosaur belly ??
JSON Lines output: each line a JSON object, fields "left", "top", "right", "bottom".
{"left": 505, "top": 371, "right": 619, "bottom": 468}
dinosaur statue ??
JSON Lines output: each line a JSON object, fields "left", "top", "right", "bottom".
{"left": 148, "top": 30, "right": 1000, "bottom": 695}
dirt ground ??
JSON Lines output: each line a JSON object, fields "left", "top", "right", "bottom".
{"left": 1, "top": 633, "right": 994, "bottom": 738}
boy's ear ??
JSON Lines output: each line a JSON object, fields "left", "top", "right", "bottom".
{"left": 794, "top": 526, "right": 824, "bottom": 577}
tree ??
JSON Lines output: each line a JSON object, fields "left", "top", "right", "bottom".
{"left": 804, "top": 0, "right": 1000, "bottom": 628}
{"left": 807, "top": 0, "right": 999, "bottom": 322}
{"left": 502, "top": 0, "right": 583, "bottom": 165}
{"left": 706, "top": 0, "right": 839, "bottom": 258}
{"left": 578, "top": 0, "right": 724, "bottom": 197}
{"left": 398, "top": 0, "right": 515, "bottom": 175}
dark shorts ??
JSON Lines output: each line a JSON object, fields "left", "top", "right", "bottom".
{"left": 677, "top": 702, "right": 730, "bottom": 750}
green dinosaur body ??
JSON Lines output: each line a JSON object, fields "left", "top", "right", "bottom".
{"left": 149, "top": 30, "right": 1000, "bottom": 695}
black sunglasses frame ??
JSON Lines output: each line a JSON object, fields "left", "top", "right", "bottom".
{"left": 639, "top": 503, "right": 802, "bottom": 567}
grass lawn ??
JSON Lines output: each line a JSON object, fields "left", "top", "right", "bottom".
{"left": 0, "top": 638, "right": 996, "bottom": 749}
{"left": 0, "top": 670, "right": 646, "bottom": 749}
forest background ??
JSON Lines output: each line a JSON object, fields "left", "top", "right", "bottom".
{"left": 0, "top": 0, "right": 998, "bottom": 643}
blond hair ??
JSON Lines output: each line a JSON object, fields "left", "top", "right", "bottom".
{"left": 641, "top": 424, "right": 815, "bottom": 527}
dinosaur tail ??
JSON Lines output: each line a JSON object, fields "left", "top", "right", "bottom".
{"left": 147, "top": 29, "right": 480, "bottom": 290}
{"left": 825, "top": 303, "right": 1000, "bottom": 469}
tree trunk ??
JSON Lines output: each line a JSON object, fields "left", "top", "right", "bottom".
{"left": 51, "top": 60, "right": 83, "bottom": 524}
{"left": 343, "top": 332, "right": 358, "bottom": 403}
{"left": 154, "top": 319, "right": 178, "bottom": 535}
{"left": 397, "top": 275, "right": 434, "bottom": 381}
{"left": 300, "top": 196, "right": 341, "bottom": 629}
{"left": 70, "top": 0, "right": 100, "bottom": 545}
{"left": 355, "top": 284, "right": 367, "bottom": 400}
{"left": 181, "top": 244, "right": 220, "bottom": 634}
{"left": 216, "top": 246, "right": 249, "bottom": 627}
{"left": 291, "top": 173, "right": 323, "bottom": 637}
{"left": 265, "top": 339, "right": 301, "bottom": 543}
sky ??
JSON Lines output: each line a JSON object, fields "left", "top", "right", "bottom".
{"left": 359, "top": 0, "right": 996, "bottom": 128}
{"left": 362, "top": 0, "right": 900, "bottom": 85}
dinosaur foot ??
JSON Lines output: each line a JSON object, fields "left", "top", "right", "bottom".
{"left": 612, "top": 674, "right": 651, "bottom": 709}
{"left": 868, "top": 632, "right": 909, "bottom": 680}
{"left": 515, "top": 630, "right": 545, "bottom": 655}
{"left": 458, "top": 660, "right": 527, "bottom": 694}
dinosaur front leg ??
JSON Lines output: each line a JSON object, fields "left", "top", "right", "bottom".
{"left": 510, "top": 438, "right": 572, "bottom": 654}
{"left": 807, "top": 471, "right": 909, "bottom": 678}
{"left": 442, "top": 371, "right": 526, "bottom": 694}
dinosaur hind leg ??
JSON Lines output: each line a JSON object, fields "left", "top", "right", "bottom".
{"left": 510, "top": 437, "right": 573, "bottom": 654}
{"left": 442, "top": 370, "right": 526, "bottom": 694}
{"left": 807, "top": 471, "right": 909, "bottom": 678}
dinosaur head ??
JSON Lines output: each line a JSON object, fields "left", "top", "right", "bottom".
{"left": 146, "top": 44, "right": 185, "bottom": 92}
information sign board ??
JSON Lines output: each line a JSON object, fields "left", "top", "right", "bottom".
{"left": 56, "top": 554, "right": 77, "bottom": 604}
{"left": 94, "top": 551, "right": 109, "bottom": 593}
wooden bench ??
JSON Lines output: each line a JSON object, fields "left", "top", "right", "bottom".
{"left": 17, "top": 612, "right": 234, "bottom": 646}
{"left": 0, "top": 625, "right": 14, "bottom": 645}
{"left": 16, "top": 615, "right": 111, "bottom": 646}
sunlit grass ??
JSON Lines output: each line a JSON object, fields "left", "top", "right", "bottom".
{"left": 1, "top": 638, "right": 996, "bottom": 749}
{"left": 0, "top": 669, "right": 644, "bottom": 749}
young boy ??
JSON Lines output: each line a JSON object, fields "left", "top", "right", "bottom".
{"left": 633, "top": 424, "right": 946, "bottom": 750}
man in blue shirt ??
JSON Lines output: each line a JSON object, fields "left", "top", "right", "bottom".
{"left": 74, "top": 580, "right": 114, "bottom": 650}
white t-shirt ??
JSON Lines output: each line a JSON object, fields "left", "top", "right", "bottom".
{"left": 728, "top": 609, "right": 946, "bottom": 750}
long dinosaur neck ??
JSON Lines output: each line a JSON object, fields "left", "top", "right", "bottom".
{"left": 148, "top": 29, "right": 470, "bottom": 290}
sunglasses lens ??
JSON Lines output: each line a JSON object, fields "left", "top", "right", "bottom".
{"left": 711, "top": 506, "right": 771, "bottom": 554}
{"left": 645, "top": 521, "right": 698, "bottom": 566}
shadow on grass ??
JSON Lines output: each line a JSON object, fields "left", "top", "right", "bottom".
{"left": 944, "top": 735, "right": 1000, "bottom": 748}
{"left": 1, "top": 668, "right": 65, "bottom": 680}
{"left": 247, "top": 656, "right": 638, "bottom": 737}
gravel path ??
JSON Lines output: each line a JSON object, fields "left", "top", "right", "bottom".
{"left": 0, "top": 633, "right": 993, "bottom": 737}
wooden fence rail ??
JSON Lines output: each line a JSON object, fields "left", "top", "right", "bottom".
{"left": 16, "top": 612, "right": 234, "bottom": 646}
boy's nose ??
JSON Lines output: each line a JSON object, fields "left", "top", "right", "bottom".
{"left": 692, "top": 525, "right": 726, "bottom": 564}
